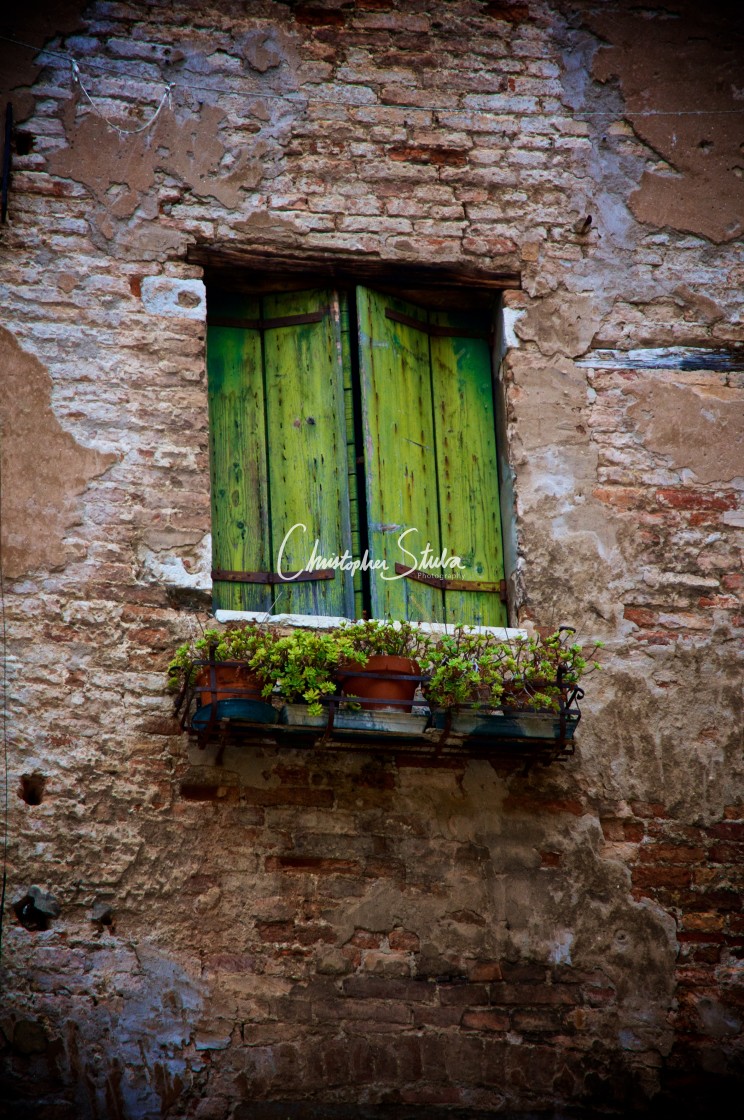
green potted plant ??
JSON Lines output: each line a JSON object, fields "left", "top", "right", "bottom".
{"left": 258, "top": 628, "right": 345, "bottom": 720}
{"left": 421, "top": 627, "right": 601, "bottom": 745}
{"left": 422, "top": 627, "right": 499, "bottom": 711}
{"left": 334, "top": 619, "right": 431, "bottom": 711}
{"left": 167, "top": 623, "right": 277, "bottom": 725}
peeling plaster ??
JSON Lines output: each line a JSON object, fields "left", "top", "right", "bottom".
{"left": 626, "top": 380, "right": 744, "bottom": 485}
{"left": 588, "top": 2, "right": 744, "bottom": 243}
{"left": 49, "top": 101, "right": 267, "bottom": 216}
{"left": 0, "top": 327, "right": 115, "bottom": 579}
{"left": 515, "top": 292, "right": 599, "bottom": 359}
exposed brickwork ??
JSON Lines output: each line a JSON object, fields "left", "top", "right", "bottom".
{"left": 0, "top": 0, "right": 742, "bottom": 1116}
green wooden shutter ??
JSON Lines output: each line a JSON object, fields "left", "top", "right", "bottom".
{"left": 429, "top": 309, "right": 507, "bottom": 627}
{"left": 208, "top": 290, "right": 271, "bottom": 613}
{"left": 356, "top": 287, "right": 507, "bottom": 626}
{"left": 357, "top": 286, "right": 444, "bottom": 621}
{"left": 262, "top": 289, "right": 353, "bottom": 617}
{"left": 208, "top": 288, "right": 353, "bottom": 617}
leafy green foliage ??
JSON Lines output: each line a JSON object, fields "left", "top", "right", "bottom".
{"left": 167, "top": 621, "right": 601, "bottom": 719}
{"left": 337, "top": 619, "right": 431, "bottom": 661}
{"left": 422, "top": 627, "right": 601, "bottom": 712}
{"left": 166, "top": 624, "right": 275, "bottom": 693}
{"left": 258, "top": 629, "right": 344, "bottom": 716}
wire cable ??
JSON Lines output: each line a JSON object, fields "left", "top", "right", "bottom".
{"left": 2, "top": 33, "right": 744, "bottom": 119}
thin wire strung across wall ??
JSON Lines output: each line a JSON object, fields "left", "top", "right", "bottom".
{"left": 70, "top": 60, "right": 173, "bottom": 137}
{"left": 1, "top": 33, "right": 744, "bottom": 130}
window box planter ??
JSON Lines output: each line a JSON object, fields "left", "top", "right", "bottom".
{"left": 182, "top": 688, "right": 581, "bottom": 767}
{"left": 170, "top": 623, "right": 595, "bottom": 767}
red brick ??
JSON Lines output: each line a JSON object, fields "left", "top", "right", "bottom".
{"left": 511, "top": 1008, "right": 563, "bottom": 1031}
{"left": 583, "top": 985, "right": 617, "bottom": 1005}
{"left": 680, "top": 912, "right": 725, "bottom": 932}
{"left": 412, "top": 1004, "right": 463, "bottom": 1027}
{"left": 500, "top": 962, "right": 548, "bottom": 982}
{"left": 601, "top": 817, "right": 645, "bottom": 842}
{"left": 462, "top": 1009, "right": 510, "bottom": 1032}
{"left": 265, "top": 856, "right": 362, "bottom": 875}
{"left": 539, "top": 850, "right": 562, "bottom": 867}
{"left": 243, "top": 788, "right": 334, "bottom": 808}
{"left": 708, "top": 842, "right": 744, "bottom": 863}
{"left": 493, "top": 984, "right": 579, "bottom": 1005}
{"left": 632, "top": 865, "right": 691, "bottom": 889}
{"left": 677, "top": 931, "right": 726, "bottom": 944}
{"left": 388, "top": 928, "right": 420, "bottom": 951}
{"left": 623, "top": 607, "right": 657, "bottom": 627}
{"left": 629, "top": 801, "right": 667, "bottom": 818}
{"left": 439, "top": 983, "right": 490, "bottom": 1007}
{"left": 706, "top": 821, "right": 744, "bottom": 841}
{"left": 592, "top": 486, "right": 643, "bottom": 510}
{"left": 256, "top": 920, "right": 294, "bottom": 942}
{"left": 655, "top": 488, "right": 736, "bottom": 511}
{"left": 692, "top": 945, "right": 723, "bottom": 964}
{"left": 724, "top": 803, "right": 744, "bottom": 819}
{"left": 313, "top": 998, "right": 411, "bottom": 1023}
{"left": 638, "top": 844, "right": 705, "bottom": 864}
{"left": 342, "top": 976, "right": 436, "bottom": 1002}
{"left": 470, "top": 961, "right": 503, "bottom": 982}
{"left": 389, "top": 145, "right": 469, "bottom": 167}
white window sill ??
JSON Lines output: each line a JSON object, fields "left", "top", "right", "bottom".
{"left": 214, "top": 609, "right": 527, "bottom": 640}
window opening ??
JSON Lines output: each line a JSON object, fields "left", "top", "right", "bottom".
{"left": 206, "top": 279, "right": 508, "bottom": 627}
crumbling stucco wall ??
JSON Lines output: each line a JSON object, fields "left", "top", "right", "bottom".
{"left": 0, "top": 1, "right": 742, "bottom": 1117}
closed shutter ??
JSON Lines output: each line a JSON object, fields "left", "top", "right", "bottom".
{"left": 207, "top": 290, "right": 271, "bottom": 613}
{"left": 429, "top": 308, "right": 507, "bottom": 627}
{"left": 208, "top": 288, "right": 354, "bottom": 617}
{"left": 356, "top": 286, "right": 443, "bottom": 621}
{"left": 356, "top": 287, "right": 507, "bottom": 626}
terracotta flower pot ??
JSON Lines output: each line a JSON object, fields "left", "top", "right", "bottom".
{"left": 195, "top": 664, "right": 264, "bottom": 707}
{"left": 338, "top": 654, "right": 420, "bottom": 712}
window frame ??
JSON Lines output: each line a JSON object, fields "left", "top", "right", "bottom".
{"left": 201, "top": 258, "right": 521, "bottom": 634}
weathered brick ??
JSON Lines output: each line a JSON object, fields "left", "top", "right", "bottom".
{"left": 438, "top": 983, "right": 490, "bottom": 1007}
{"left": 638, "top": 844, "right": 706, "bottom": 864}
{"left": 265, "top": 856, "right": 361, "bottom": 874}
{"left": 633, "top": 864, "right": 694, "bottom": 890}
{"left": 462, "top": 1009, "right": 510, "bottom": 1032}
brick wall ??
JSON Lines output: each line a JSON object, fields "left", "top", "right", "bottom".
{"left": 0, "top": 1, "right": 742, "bottom": 1116}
